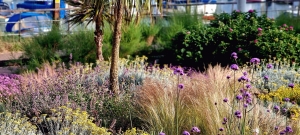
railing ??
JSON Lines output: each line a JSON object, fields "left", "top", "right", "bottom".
{"left": 0, "top": 1, "right": 298, "bottom": 42}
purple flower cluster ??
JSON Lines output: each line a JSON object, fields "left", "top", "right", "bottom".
{"left": 235, "top": 110, "right": 242, "bottom": 118}
{"left": 288, "top": 83, "right": 294, "bottom": 88}
{"left": 159, "top": 132, "right": 165, "bottom": 135}
{"left": 274, "top": 105, "right": 280, "bottom": 112}
{"left": 223, "top": 98, "right": 228, "bottom": 102}
{"left": 230, "top": 64, "right": 239, "bottom": 71}
{"left": 178, "top": 84, "right": 184, "bottom": 89}
{"left": 283, "top": 97, "right": 290, "bottom": 102}
{"left": 222, "top": 117, "right": 228, "bottom": 125}
{"left": 250, "top": 58, "right": 260, "bottom": 65}
{"left": 0, "top": 74, "right": 22, "bottom": 97}
{"left": 231, "top": 52, "right": 238, "bottom": 59}
{"left": 267, "top": 63, "right": 273, "bottom": 69}
{"left": 280, "top": 126, "right": 293, "bottom": 134}
{"left": 190, "top": 126, "right": 201, "bottom": 133}
{"left": 174, "top": 67, "right": 184, "bottom": 75}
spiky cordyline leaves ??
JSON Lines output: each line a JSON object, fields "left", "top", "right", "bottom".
{"left": 66, "top": 0, "right": 112, "bottom": 28}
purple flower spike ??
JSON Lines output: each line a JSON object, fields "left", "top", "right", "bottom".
{"left": 159, "top": 132, "right": 165, "bottom": 135}
{"left": 236, "top": 95, "right": 243, "bottom": 100}
{"left": 219, "top": 128, "right": 224, "bottom": 131}
{"left": 226, "top": 75, "right": 230, "bottom": 79}
{"left": 223, "top": 98, "right": 228, "bottom": 102}
{"left": 250, "top": 58, "right": 260, "bottom": 64}
{"left": 178, "top": 84, "right": 184, "bottom": 89}
{"left": 182, "top": 131, "right": 190, "bottom": 135}
{"left": 230, "top": 64, "right": 239, "bottom": 70}
{"left": 288, "top": 83, "right": 294, "bottom": 88}
{"left": 191, "top": 127, "right": 201, "bottom": 133}
{"left": 267, "top": 64, "right": 273, "bottom": 69}
{"left": 275, "top": 126, "right": 279, "bottom": 130}
{"left": 244, "top": 103, "right": 248, "bottom": 108}
{"left": 284, "top": 98, "right": 290, "bottom": 102}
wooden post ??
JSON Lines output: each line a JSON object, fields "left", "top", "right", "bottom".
{"left": 54, "top": 0, "right": 60, "bottom": 26}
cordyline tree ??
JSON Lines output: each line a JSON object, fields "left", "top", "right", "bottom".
{"left": 66, "top": 0, "right": 162, "bottom": 94}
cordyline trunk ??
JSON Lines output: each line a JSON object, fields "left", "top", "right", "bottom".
{"left": 94, "top": 18, "right": 104, "bottom": 62}
{"left": 110, "top": 0, "right": 123, "bottom": 95}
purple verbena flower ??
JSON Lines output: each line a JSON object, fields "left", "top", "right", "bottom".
{"left": 244, "top": 103, "right": 248, "bottom": 108}
{"left": 274, "top": 105, "right": 280, "bottom": 111}
{"left": 190, "top": 127, "right": 200, "bottom": 133}
{"left": 178, "top": 84, "right": 184, "bottom": 89}
{"left": 286, "top": 126, "right": 293, "bottom": 133}
{"left": 219, "top": 128, "right": 224, "bottom": 131}
{"left": 246, "top": 98, "right": 252, "bottom": 104}
{"left": 182, "top": 131, "right": 190, "bottom": 135}
{"left": 230, "top": 64, "right": 239, "bottom": 71}
{"left": 223, "top": 98, "right": 228, "bottom": 103}
{"left": 284, "top": 97, "right": 290, "bottom": 102}
{"left": 267, "top": 63, "right": 273, "bottom": 69}
{"left": 235, "top": 110, "right": 242, "bottom": 118}
{"left": 226, "top": 75, "right": 230, "bottom": 79}
{"left": 243, "top": 92, "right": 251, "bottom": 98}
{"left": 246, "top": 84, "right": 251, "bottom": 89}
{"left": 248, "top": 9, "right": 254, "bottom": 13}
{"left": 236, "top": 95, "right": 243, "bottom": 100}
{"left": 288, "top": 83, "right": 294, "bottom": 88}
{"left": 159, "top": 132, "right": 165, "bottom": 135}
{"left": 174, "top": 67, "right": 184, "bottom": 75}
{"left": 283, "top": 108, "right": 288, "bottom": 113}
{"left": 231, "top": 52, "right": 237, "bottom": 57}
{"left": 250, "top": 58, "right": 260, "bottom": 64}
{"left": 264, "top": 75, "right": 269, "bottom": 80}
{"left": 233, "top": 55, "right": 238, "bottom": 59}
{"left": 275, "top": 126, "right": 279, "bottom": 130}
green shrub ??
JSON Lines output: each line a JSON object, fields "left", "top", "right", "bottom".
{"left": 170, "top": 10, "right": 300, "bottom": 67}
{"left": 22, "top": 26, "right": 64, "bottom": 70}
{"left": 120, "top": 22, "right": 146, "bottom": 58}
{"left": 62, "top": 29, "right": 97, "bottom": 63}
